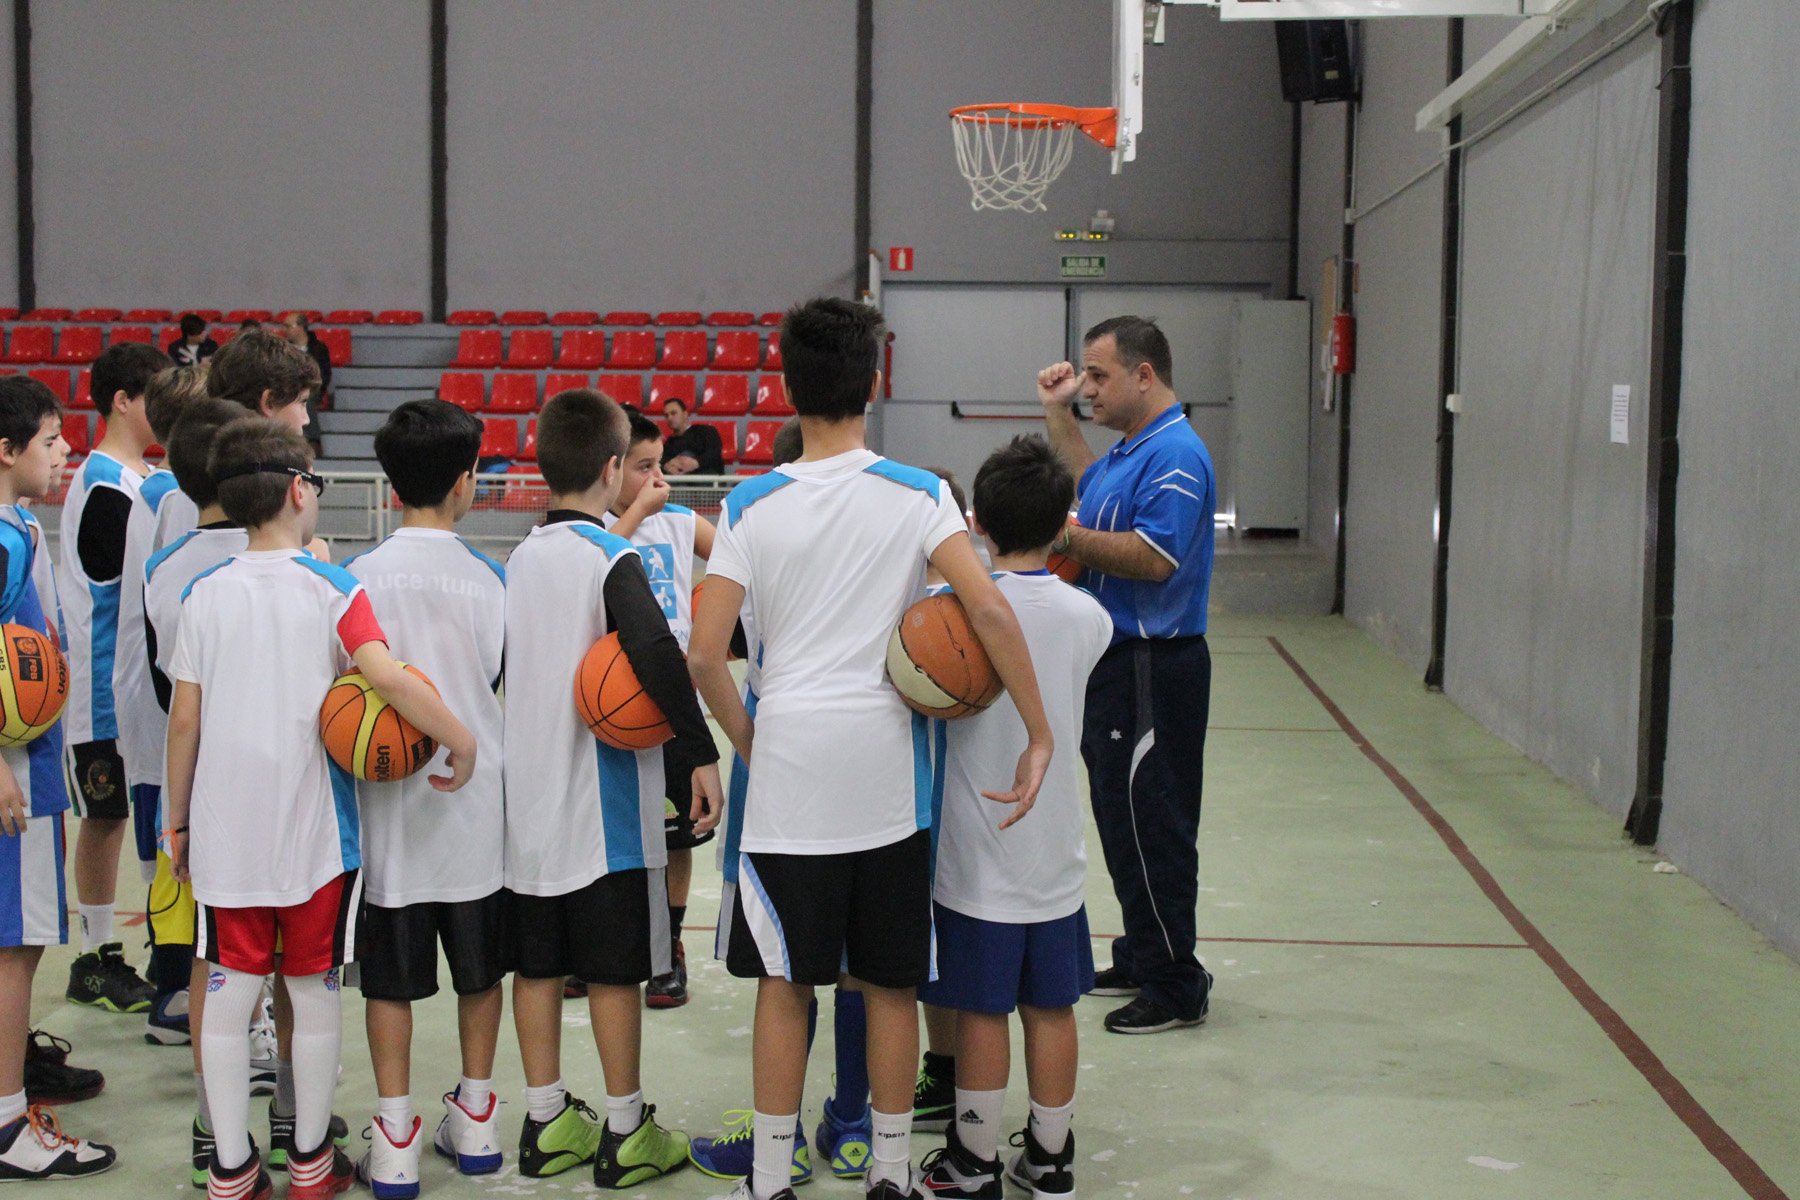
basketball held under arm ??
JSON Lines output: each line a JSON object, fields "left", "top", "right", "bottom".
{"left": 351, "top": 642, "right": 476, "bottom": 793}
{"left": 688, "top": 573, "right": 751, "bottom": 762}
{"left": 602, "top": 555, "right": 718, "bottom": 769}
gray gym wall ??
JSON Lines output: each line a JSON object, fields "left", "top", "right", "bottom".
{"left": 1660, "top": 0, "right": 1800, "bottom": 959}
{"left": 0, "top": 14, "right": 14, "bottom": 308}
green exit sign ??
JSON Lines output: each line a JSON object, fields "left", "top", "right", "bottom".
{"left": 1060, "top": 254, "right": 1107, "bottom": 278}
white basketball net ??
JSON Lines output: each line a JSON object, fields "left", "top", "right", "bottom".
{"left": 951, "top": 112, "right": 1077, "bottom": 213}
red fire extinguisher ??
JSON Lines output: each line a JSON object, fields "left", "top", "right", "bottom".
{"left": 1331, "top": 312, "right": 1356, "bottom": 375}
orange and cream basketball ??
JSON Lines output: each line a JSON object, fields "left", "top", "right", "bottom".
{"left": 886, "top": 593, "right": 1003, "bottom": 720}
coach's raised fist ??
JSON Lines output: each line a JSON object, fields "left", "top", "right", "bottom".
{"left": 1037, "top": 361, "right": 1082, "bottom": 409}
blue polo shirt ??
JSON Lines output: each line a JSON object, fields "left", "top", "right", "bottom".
{"left": 1074, "top": 405, "right": 1215, "bottom": 644}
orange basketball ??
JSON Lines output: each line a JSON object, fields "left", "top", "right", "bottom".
{"left": 691, "top": 578, "right": 744, "bottom": 662}
{"left": 320, "top": 663, "right": 439, "bottom": 782}
{"left": 575, "top": 632, "right": 674, "bottom": 751}
{"left": 0, "top": 623, "right": 69, "bottom": 747}
{"left": 885, "top": 593, "right": 1003, "bottom": 720}
{"left": 1046, "top": 514, "right": 1082, "bottom": 583}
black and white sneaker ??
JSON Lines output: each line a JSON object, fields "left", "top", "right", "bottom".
{"left": 918, "top": 1123, "right": 1001, "bottom": 1198}
{"left": 865, "top": 1175, "right": 925, "bottom": 1199}
{"left": 0, "top": 1105, "right": 117, "bottom": 1181}
{"left": 64, "top": 942, "right": 155, "bottom": 1013}
{"left": 911, "top": 1051, "right": 956, "bottom": 1132}
{"left": 1004, "top": 1126, "right": 1075, "bottom": 1198}
{"left": 207, "top": 1143, "right": 273, "bottom": 1200}
{"left": 703, "top": 1181, "right": 797, "bottom": 1200}
{"left": 267, "top": 1101, "right": 350, "bottom": 1172}
{"left": 1086, "top": 965, "right": 1139, "bottom": 997}
{"left": 1103, "top": 994, "right": 1205, "bottom": 1034}
{"left": 22, "top": 1030, "right": 105, "bottom": 1105}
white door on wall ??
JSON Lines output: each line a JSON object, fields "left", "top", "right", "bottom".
{"left": 1071, "top": 287, "right": 1263, "bottom": 522}
{"left": 878, "top": 286, "right": 1077, "bottom": 490}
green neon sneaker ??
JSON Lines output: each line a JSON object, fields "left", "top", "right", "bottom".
{"left": 517, "top": 1094, "right": 602, "bottom": 1179}
{"left": 592, "top": 1103, "right": 688, "bottom": 1190}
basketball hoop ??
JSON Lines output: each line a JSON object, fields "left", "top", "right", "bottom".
{"left": 949, "top": 104, "right": 1118, "bottom": 213}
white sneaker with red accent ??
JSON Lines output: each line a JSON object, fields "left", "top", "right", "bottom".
{"left": 434, "top": 1088, "right": 502, "bottom": 1175}
{"left": 354, "top": 1115, "right": 420, "bottom": 1200}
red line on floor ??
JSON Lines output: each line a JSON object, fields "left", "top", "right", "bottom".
{"left": 1196, "top": 936, "right": 1527, "bottom": 950}
{"left": 1268, "top": 636, "right": 1790, "bottom": 1200}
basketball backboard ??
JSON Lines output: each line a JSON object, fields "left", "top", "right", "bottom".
{"left": 1113, "top": 0, "right": 1145, "bottom": 171}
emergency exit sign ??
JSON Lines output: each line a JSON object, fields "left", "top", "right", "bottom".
{"left": 1060, "top": 254, "right": 1107, "bottom": 278}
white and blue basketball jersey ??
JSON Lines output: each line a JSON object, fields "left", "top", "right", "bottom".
{"left": 55, "top": 451, "right": 144, "bottom": 744}
{"left": 143, "top": 524, "right": 249, "bottom": 791}
{"left": 114, "top": 468, "right": 189, "bottom": 785}
{"left": 503, "top": 519, "right": 666, "bottom": 897}
{"left": 601, "top": 504, "right": 697, "bottom": 651}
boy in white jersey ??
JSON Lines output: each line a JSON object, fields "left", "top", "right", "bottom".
{"left": 114, "top": 364, "right": 211, "bottom": 1043}
{"left": 0, "top": 376, "right": 117, "bottom": 1182}
{"left": 503, "top": 388, "right": 722, "bottom": 1191}
{"left": 688, "top": 298, "right": 1054, "bottom": 1200}
{"left": 602, "top": 411, "right": 718, "bottom": 1010}
{"left": 167, "top": 418, "right": 475, "bottom": 1200}
{"left": 346, "top": 400, "right": 507, "bottom": 1195}
{"left": 59, "top": 341, "right": 170, "bottom": 1014}
{"left": 914, "top": 437, "right": 1110, "bottom": 1200}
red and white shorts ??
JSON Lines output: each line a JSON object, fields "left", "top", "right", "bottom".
{"left": 195, "top": 871, "right": 363, "bottom": 977}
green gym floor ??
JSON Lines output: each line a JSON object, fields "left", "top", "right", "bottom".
{"left": 35, "top": 615, "right": 1800, "bottom": 1198}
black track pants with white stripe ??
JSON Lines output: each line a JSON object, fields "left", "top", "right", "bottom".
{"left": 1081, "top": 635, "right": 1211, "bottom": 1017}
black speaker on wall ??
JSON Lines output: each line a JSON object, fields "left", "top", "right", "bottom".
{"left": 1276, "top": 21, "right": 1356, "bottom": 104}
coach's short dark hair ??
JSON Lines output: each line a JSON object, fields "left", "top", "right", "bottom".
{"left": 973, "top": 435, "right": 1075, "bottom": 557}
{"left": 771, "top": 416, "right": 804, "bottom": 468}
{"left": 1083, "top": 315, "right": 1172, "bottom": 387}
{"left": 537, "top": 388, "right": 628, "bottom": 495}
{"left": 167, "top": 398, "right": 248, "bottom": 509}
{"left": 91, "top": 342, "right": 174, "bottom": 418}
{"left": 207, "top": 330, "right": 319, "bottom": 412}
{"left": 145, "top": 365, "right": 211, "bottom": 443}
{"left": 780, "top": 297, "right": 884, "bottom": 420}
{"left": 374, "top": 399, "right": 483, "bottom": 509}
{"left": 211, "top": 417, "right": 311, "bottom": 529}
{"left": 626, "top": 410, "right": 663, "bottom": 449}
{"left": 0, "top": 375, "right": 62, "bottom": 455}
{"left": 179, "top": 313, "right": 206, "bottom": 338}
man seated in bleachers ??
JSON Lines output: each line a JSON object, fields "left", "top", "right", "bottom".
{"left": 660, "top": 397, "right": 723, "bottom": 475}
{"left": 168, "top": 314, "right": 218, "bottom": 366}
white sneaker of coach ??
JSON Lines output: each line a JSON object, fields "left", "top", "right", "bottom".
{"left": 434, "top": 1088, "right": 502, "bottom": 1175}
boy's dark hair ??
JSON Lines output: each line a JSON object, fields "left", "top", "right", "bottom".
{"left": 972, "top": 435, "right": 1076, "bottom": 557}
{"left": 1083, "top": 315, "right": 1173, "bottom": 387}
{"left": 90, "top": 342, "right": 174, "bottom": 418}
{"left": 626, "top": 411, "right": 663, "bottom": 450}
{"left": 537, "top": 388, "right": 628, "bottom": 495}
{"left": 771, "top": 416, "right": 804, "bottom": 467}
{"left": 211, "top": 417, "right": 312, "bottom": 529}
{"left": 179, "top": 313, "right": 206, "bottom": 338}
{"left": 780, "top": 297, "right": 885, "bottom": 420}
{"left": 373, "top": 399, "right": 483, "bottom": 508}
{"left": 207, "top": 330, "right": 319, "bottom": 412}
{"left": 926, "top": 466, "right": 967, "bottom": 518}
{"left": 0, "top": 375, "right": 62, "bottom": 455}
{"left": 166, "top": 398, "right": 248, "bottom": 508}
{"left": 145, "top": 365, "right": 212, "bottom": 443}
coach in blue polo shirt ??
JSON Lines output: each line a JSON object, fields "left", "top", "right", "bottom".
{"left": 1038, "top": 315, "right": 1215, "bottom": 1035}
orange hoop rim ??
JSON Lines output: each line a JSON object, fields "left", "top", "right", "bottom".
{"left": 949, "top": 103, "right": 1118, "bottom": 150}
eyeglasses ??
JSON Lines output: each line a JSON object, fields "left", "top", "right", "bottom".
{"left": 215, "top": 462, "right": 326, "bottom": 496}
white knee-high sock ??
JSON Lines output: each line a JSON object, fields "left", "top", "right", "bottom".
{"left": 199, "top": 967, "right": 266, "bottom": 1171}
{"left": 282, "top": 970, "right": 344, "bottom": 1155}
{"left": 954, "top": 1088, "right": 1007, "bottom": 1161}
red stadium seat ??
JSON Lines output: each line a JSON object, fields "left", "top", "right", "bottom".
{"left": 74, "top": 308, "right": 121, "bottom": 322}
{"left": 487, "top": 374, "right": 539, "bottom": 413}
{"left": 504, "top": 330, "right": 553, "bottom": 369}
{"left": 313, "top": 327, "right": 352, "bottom": 365}
{"left": 551, "top": 311, "right": 600, "bottom": 326}
{"left": 3, "top": 327, "right": 53, "bottom": 364}
{"left": 53, "top": 327, "right": 104, "bottom": 364}
{"left": 325, "top": 310, "right": 373, "bottom": 324}
{"left": 225, "top": 310, "right": 273, "bottom": 324}
{"left": 158, "top": 326, "right": 183, "bottom": 352}
{"left": 711, "top": 331, "right": 761, "bottom": 370}
{"left": 700, "top": 376, "right": 750, "bottom": 416}
{"left": 20, "top": 309, "right": 71, "bottom": 322}
{"left": 601, "top": 312, "right": 652, "bottom": 326}
{"left": 214, "top": 327, "right": 236, "bottom": 345}
{"left": 659, "top": 331, "right": 708, "bottom": 370}
{"left": 124, "top": 308, "right": 172, "bottom": 323}
{"left": 375, "top": 310, "right": 424, "bottom": 325}
{"left": 763, "top": 332, "right": 783, "bottom": 370}
{"left": 741, "top": 420, "right": 785, "bottom": 465}
{"left": 72, "top": 369, "right": 93, "bottom": 410}
{"left": 438, "top": 372, "right": 485, "bottom": 412}
{"left": 450, "top": 330, "right": 502, "bottom": 368}
{"left": 109, "top": 326, "right": 153, "bottom": 346}
{"left": 480, "top": 418, "right": 519, "bottom": 458}
{"left": 61, "top": 413, "right": 90, "bottom": 458}
{"left": 655, "top": 311, "right": 702, "bottom": 327}
{"left": 753, "top": 373, "right": 795, "bottom": 416}
{"left": 647, "top": 374, "right": 697, "bottom": 413}
{"left": 707, "top": 311, "right": 755, "bottom": 326}
{"left": 555, "top": 330, "right": 604, "bottom": 369}
{"left": 280, "top": 309, "right": 325, "bottom": 324}
{"left": 596, "top": 374, "right": 642, "bottom": 407}
{"left": 697, "top": 420, "right": 739, "bottom": 464}
{"left": 520, "top": 419, "right": 538, "bottom": 461}
{"left": 544, "top": 372, "right": 590, "bottom": 399}
{"left": 447, "top": 310, "right": 496, "bottom": 326}
{"left": 0, "top": 309, "right": 15, "bottom": 321}
{"left": 759, "top": 312, "right": 783, "bottom": 326}
{"left": 500, "top": 311, "right": 548, "bottom": 326}
{"left": 190, "top": 310, "right": 223, "bottom": 323}
{"left": 606, "top": 332, "right": 655, "bottom": 369}
{"left": 28, "top": 369, "right": 69, "bottom": 403}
